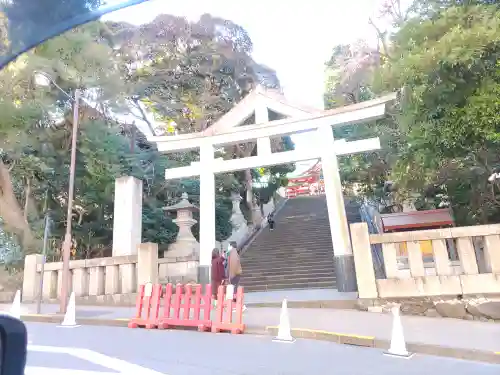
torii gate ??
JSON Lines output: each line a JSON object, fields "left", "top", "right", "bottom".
{"left": 149, "top": 87, "right": 396, "bottom": 292}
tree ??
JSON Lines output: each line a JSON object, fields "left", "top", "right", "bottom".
{"left": 0, "top": 10, "right": 295, "bottom": 275}
{"left": 1, "top": 0, "right": 103, "bottom": 66}
{"left": 377, "top": 2, "right": 500, "bottom": 223}
{"left": 106, "top": 14, "right": 293, "bottom": 227}
{"left": 323, "top": 40, "right": 398, "bottom": 204}
{"left": 332, "top": 0, "right": 500, "bottom": 224}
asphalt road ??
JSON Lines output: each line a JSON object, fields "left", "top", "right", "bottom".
{"left": 24, "top": 322, "right": 500, "bottom": 375}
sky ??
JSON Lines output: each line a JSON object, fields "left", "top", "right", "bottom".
{"left": 103, "top": 0, "right": 386, "bottom": 173}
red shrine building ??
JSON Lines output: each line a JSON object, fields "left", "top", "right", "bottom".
{"left": 285, "top": 160, "right": 325, "bottom": 198}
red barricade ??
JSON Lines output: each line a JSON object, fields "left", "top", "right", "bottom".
{"left": 128, "top": 283, "right": 162, "bottom": 329}
{"left": 211, "top": 285, "right": 245, "bottom": 334}
{"left": 157, "top": 283, "right": 213, "bottom": 331}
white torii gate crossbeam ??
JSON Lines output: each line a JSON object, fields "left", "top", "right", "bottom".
{"left": 149, "top": 94, "right": 395, "bottom": 152}
{"left": 164, "top": 138, "right": 381, "bottom": 179}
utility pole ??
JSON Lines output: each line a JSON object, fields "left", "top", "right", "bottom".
{"left": 59, "top": 88, "right": 80, "bottom": 314}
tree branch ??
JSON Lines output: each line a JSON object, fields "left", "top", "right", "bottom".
{"left": 369, "top": 18, "right": 393, "bottom": 61}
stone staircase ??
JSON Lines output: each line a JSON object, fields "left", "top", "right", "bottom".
{"left": 239, "top": 195, "right": 361, "bottom": 292}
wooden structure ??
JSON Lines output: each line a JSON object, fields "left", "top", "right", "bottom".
{"left": 380, "top": 208, "right": 455, "bottom": 258}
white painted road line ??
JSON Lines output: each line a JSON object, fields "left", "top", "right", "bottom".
{"left": 28, "top": 345, "right": 166, "bottom": 375}
{"left": 25, "top": 367, "right": 111, "bottom": 375}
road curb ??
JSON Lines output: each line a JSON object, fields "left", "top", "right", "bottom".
{"left": 21, "top": 315, "right": 500, "bottom": 364}
{"left": 260, "top": 326, "right": 500, "bottom": 365}
{"left": 245, "top": 300, "right": 357, "bottom": 309}
{"left": 22, "top": 314, "right": 130, "bottom": 327}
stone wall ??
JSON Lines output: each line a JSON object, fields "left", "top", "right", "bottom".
{"left": 357, "top": 296, "right": 500, "bottom": 322}
{"left": 158, "top": 255, "right": 199, "bottom": 285}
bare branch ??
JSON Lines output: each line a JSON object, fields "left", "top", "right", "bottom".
{"left": 369, "top": 18, "right": 393, "bottom": 61}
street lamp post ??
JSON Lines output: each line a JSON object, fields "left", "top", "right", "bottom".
{"left": 33, "top": 71, "right": 80, "bottom": 314}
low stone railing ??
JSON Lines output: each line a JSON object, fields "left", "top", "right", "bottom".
{"left": 351, "top": 222, "right": 500, "bottom": 319}
{"left": 22, "top": 243, "right": 159, "bottom": 306}
{"left": 352, "top": 222, "right": 500, "bottom": 299}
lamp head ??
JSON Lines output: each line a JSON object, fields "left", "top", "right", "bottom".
{"left": 33, "top": 71, "right": 51, "bottom": 87}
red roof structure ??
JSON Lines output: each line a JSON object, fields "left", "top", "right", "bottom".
{"left": 285, "top": 160, "right": 324, "bottom": 197}
{"left": 288, "top": 160, "right": 322, "bottom": 182}
{"left": 380, "top": 209, "right": 454, "bottom": 232}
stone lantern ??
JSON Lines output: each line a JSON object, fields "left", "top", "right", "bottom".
{"left": 163, "top": 192, "right": 200, "bottom": 259}
{"left": 230, "top": 192, "right": 246, "bottom": 230}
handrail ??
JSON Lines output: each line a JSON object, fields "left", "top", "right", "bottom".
{"left": 359, "top": 202, "right": 386, "bottom": 279}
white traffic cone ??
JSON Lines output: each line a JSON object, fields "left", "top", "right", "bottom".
{"left": 9, "top": 290, "right": 21, "bottom": 319}
{"left": 273, "top": 299, "right": 295, "bottom": 343}
{"left": 59, "top": 292, "right": 80, "bottom": 328}
{"left": 384, "top": 304, "right": 413, "bottom": 358}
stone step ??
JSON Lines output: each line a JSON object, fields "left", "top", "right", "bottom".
{"left": 251, "top": 233, "right": 333, "bottom": 241}
{"left": 259, "top": 224, "right": 331, "bottom": 230}
{"left": 240, "top": 278, "right": 336, "bottom": 289}
{"left": 277, "top": 216, "right": 330, "bottom": 220}
{"left": 258, "top": 223, "right": 331, "bottom": 229}
{"left": 242, "top": 279, "right": 337, "bottom": 292}
{"left": 256, "top": 228, "right": 331, "bottom": 242}
{"left": 249, "top": 245, "right": 333, "bottom": 252}
{"left": 242, "top": 267, "right": 335, "bottom": 277}
{"left": 242, "top": 260, "right": 335, "bottom": 272}
{"left": 241, "top": 269, "right": 335, "bottom": 281}
{"left": 241, "top": 272, "right": 335, "bottom": 281}
{"left": 252, "top": 239, "right": 333, "bottom": 247}
{"left": 242, "top": 262, "right": 333, "bottom": 269}
{"left": 258, "top": 227, "right": 331, "bottom": 234}
{"left": 272, "top": 222, "right": 330, "bottom": 228}
{"left": 241, "top": 250, "right": 333, "bottom": 265}
{"left": 243, "top": 245, "right": 333, "bottom": 252}
{"left": 242, "top": 251, "right": 334, "bottom": 261}
{"left": 253, "top": 234, "right": 332, "bottom": 240}
{"left": 242, "top": 253, "right": 333, "bottom": 262}
{"left": 249, "top": 238, "right": 333, "bottom": 245}
{"left": 249, "top": 240, "right": 335, "bottom": 248}
{"left": 242, "top": 246, "right": 333, "bottom": 255}
{"left": 244, "top": 250, "right": 333, "bottom": 257}
{"left": 243, "top": 247, "right": 333, "bottom": 254}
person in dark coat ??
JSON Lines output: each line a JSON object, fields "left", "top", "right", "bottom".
{"left": 211, "top": 248, "right": 226, "bottom": 304}
{"left": 267, "top": 213, "right": 275, "bottom": 231}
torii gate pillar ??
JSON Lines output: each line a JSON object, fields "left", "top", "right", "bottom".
{"left": 317, "top": 126, "right": 357, "bottom": 291}
{"left": 198, "top": 144, "right": 216, "bottom": 284}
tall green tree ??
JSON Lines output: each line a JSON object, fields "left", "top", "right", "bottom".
{"left": 327, "top": 0, "right": 500, "bottom": 224}
{"left": 0, "top": 12, "right": 294, "bottom": 265}
{"left": 106, "top": 14, "right": 294, "bottom": 226}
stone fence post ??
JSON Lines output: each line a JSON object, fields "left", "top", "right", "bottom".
{"left": 350, "top": 223, "right": 378, "bottom": 299}
{"left": 22, "top": 254, "right": 43, "bottom": 302}
{"left": 137, "top": 243, "right": 158, "bottom": 287}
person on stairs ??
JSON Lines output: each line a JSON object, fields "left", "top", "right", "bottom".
{"left": 227, "top": 241, "right": 247, "bottom": 312}
{"left": 211, "top": 248, "right": 226, "bottom": 307}
{"left": 267, "top": 212, "right": 275, "bottom": 231}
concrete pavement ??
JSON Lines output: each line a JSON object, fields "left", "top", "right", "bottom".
{"left": 6, "top": 302, "right": 500, "bottom": 354}
{"left": 24, "top": 322, "right": 500, "bottom": 374}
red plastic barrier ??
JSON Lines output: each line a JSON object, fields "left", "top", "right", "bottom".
{"left": 157, "top": 283, "right": 213, "bottom": 331}
{"left": 211, "top": 285, "right": 245, "bottom": 334}
{"left": 128, "top": 283, "right": 162, "bottom": 329}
